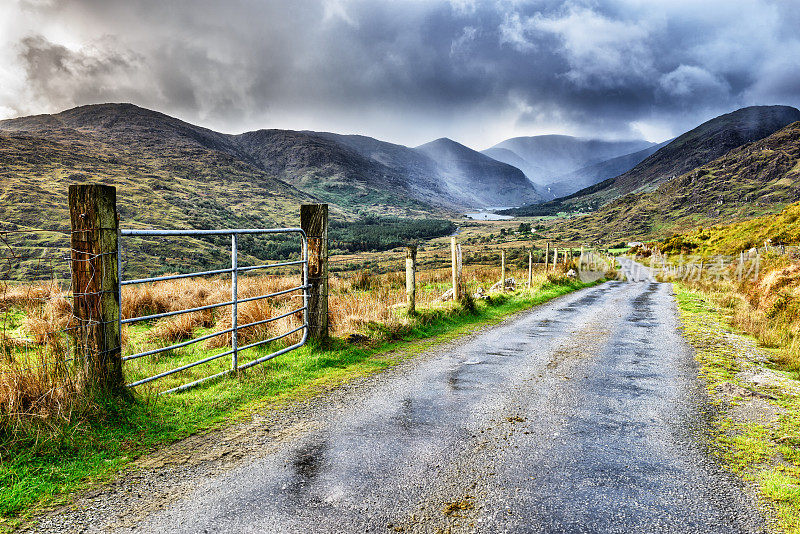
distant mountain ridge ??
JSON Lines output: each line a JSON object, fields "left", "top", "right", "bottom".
{"left": 0, "top": 103, "right": 543, "bottom": 217}
{"left": 483, "top": 135, "right": 655, "bottom": 186}
{"left": 312, "top": 132, "right": 542, "bottom": 208}
{"left": 542, "top": 141, "right": 669, "bottom": 199}
{"left": 503, "top": 105, "right": 800, "bottom": 217}
{"left": 547, "top": 119, "right": 800, "bottom": 242}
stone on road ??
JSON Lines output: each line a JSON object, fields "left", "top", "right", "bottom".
{"left": 126, "top": 280, "right": 764, "bottom": 533}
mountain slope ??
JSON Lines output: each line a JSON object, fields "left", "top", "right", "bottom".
{"left": 481, "top": 147, "right": 548, "bottom": 182}
{"left": 505, "top": 105, "right": 800, "bottom": 217}
{"left": 309, "top": 132, "right": 463, "bottom": 207}
{"left": 231, "top": 129, "right": 449, "bottom": 214}
{"left": 484, "top": 135, "right": 654, "bottom": 185}
{"left": 0, "top": 104, "right": 316, "bottom": 228}
{"left": 547, "top": 120, "right": 800, "bottom": 243}
{"left": 416, "top": 138, "right": 543, "bottom": 207}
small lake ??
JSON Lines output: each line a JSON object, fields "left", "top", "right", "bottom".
{"left": 464, "top": 208, "right": 514, "bottom": 220}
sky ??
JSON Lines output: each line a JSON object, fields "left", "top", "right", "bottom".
{"left": 1, "top": 0, "right": 799, "bottom": 149}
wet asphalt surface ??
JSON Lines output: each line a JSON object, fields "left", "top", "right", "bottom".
{"left": 129, "top": 265, "right": 765, "bottom": 533}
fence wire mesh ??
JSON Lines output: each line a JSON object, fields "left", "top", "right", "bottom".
{"left": 0, "top": 228, "right": 115, "bottom": 412}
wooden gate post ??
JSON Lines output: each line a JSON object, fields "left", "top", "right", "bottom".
{"left": 301, "top": 204, "right": 328, "bottom": 340}
{"left": 451, "top": 237, "right": 460, "bottom": 301}
{"left": 69, "top": 184, "right": 124, "bottom": 396}
{"left": 405, "top": 245, "right": 417, "bottom": 314}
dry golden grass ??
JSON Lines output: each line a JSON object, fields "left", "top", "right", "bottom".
{"left": 1, "top": 282, "right": 80, "bottom": 424}
{"left": 0, "top": 357, "right": 79, "bottom": 420}
{"left": 1, "top": 258, "right": 553, "bottom": 421}
{"left": 677, "top": 257, "right": 800, "bottom": 370}
{"left": 0, "top": 281, "right": 65, "bottom": 311}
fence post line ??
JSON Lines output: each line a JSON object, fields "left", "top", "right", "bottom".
{"left": 69, "top": 184, "right": 125, "bottom": 396}
{"left": 301, "top": 204, "right": 328, "bottom": 341}
{"left": 451, "top": 236, "right": 460, "bottom": 301}
{"left": 456, "top": 243, "right": 463, "bottom": 297}
{"left": 231, "top": 234, "right": 238, "bottom": 371}
{"left": 405, "top": 245, "right": 417, "bottom": 314}
{"left": 545, "top": 242, "right": 550, "bottom": 271}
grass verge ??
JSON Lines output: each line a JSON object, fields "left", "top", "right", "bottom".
{"left": 675, "top": 284, "right": 800, "bottom": 533}
{"left": 1, "top": 278, "right": 596, "bottom": 530}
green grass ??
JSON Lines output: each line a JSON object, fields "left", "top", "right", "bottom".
{"left": 0, "top": 278, "right": 595, "bottom": 529}
{"left": 675, "top": 284, "right": 800, "bottom": 532}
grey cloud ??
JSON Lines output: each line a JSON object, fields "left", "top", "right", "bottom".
{"left": 19, "top": 35, "right": 144, "bottom": 108}
{"left": 4, "top": 0, "right": 800, "bottom": 147}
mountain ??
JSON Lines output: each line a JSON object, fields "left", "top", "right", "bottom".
{"left": 0, "top": 103, "right": 548, "bottom": 231}
{"left": 0, "top": 103, "right": 319, "bottom": 229}
{"left": 0, "top": 103, "right": 325, "bottom": 278}
{"left": 504, "top": 105, "right": 800, "bottom": 217}
{"left": 481, "top": 147, "right": 548, "bottom": 182}
{"left": 416, "top": 138, "right": 543, "bottom": 207}
{"left": 310, "top": 132, "right": 469, "bottom": 208}
{"left": 546, "top": 120, "right": 800, "bottom": 243}
{"left": 230, "top": 129, "right": 453, "bottom": 214}
{"left": 483, "top": 135, "right": 655, "bottom": 186}
{"left": 542, "top": 141, "right": 668, "bottom": 199}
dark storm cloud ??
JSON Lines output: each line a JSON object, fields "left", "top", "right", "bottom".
{"left": 18, "top": 34, "right": 145, "bottom": 108}
{"left": 2, "top": 0, "right": 799, "bottom": 147}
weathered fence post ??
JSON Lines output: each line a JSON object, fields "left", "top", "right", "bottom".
{"left": 500, "top": 249, "right": 506, "bottom": 291}
{"left": 456, "top": 243, "right": 464, "bottom": 298}
{"left": 553, "top": 247, "right": 558, "bottom": 270}
{"left": 69, "top": 184, "right": 124, "bottom": 396}
{"left": 301, "top": 204, "right": 328, "bottom": 340}
{"left": 451, "top": 236, "right": 460, "bottom": 301}
{"left": 545, "top": 242, "right": 550, "bottom": 271}
{"left": 528, "top": 250, "right": 532, "bottom": 288}
{"left": 405, "top": 245, "right": 416, "bottom": 314}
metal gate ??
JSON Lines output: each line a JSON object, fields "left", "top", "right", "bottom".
{"left": 119, "top": 228, "right": 309, "bottom": 394}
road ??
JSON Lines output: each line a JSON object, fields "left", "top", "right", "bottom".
{"left": 126, "top": 271, "right": 763, "bottom": 533}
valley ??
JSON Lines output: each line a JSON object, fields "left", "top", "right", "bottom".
{"left": 4, "top": 101, "right": 800, "bottom": 534}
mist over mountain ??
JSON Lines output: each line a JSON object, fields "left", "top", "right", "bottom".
{"left": 542, "top": 141, "right": 669, "bottom": 199}
{"left": 503, "top": 105, "right": 800, "bottom": 217}
{"left": 312, "top": 132, "right": 541, "bottom": 208}
{"left": 483, "top": 135, "right": 655, "bottom": 186}
{"left": 416, "top": 138, "right": 543, "bottom": 207}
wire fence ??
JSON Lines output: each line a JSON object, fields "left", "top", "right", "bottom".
{"left": 0, "top": 229, "right": 82, "bottom": 396}
{"left": 1, "top": 221, "right": 596, "bottom": 405}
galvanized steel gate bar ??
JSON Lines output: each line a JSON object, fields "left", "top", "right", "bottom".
{"left": 118, "top": 228, "right": 309, "bottom": 394}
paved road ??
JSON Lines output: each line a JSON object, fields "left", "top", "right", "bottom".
{"left": 131, "top": 275, "right": 764, "bottom": 533}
